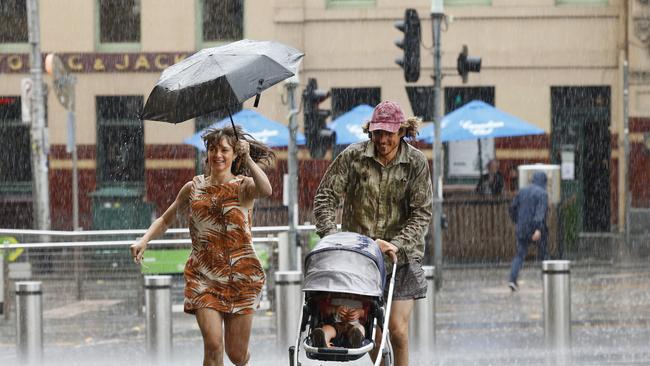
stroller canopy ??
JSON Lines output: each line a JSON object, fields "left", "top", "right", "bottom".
{"left": 303, "top": 232, "right": 386, "bottom": 297}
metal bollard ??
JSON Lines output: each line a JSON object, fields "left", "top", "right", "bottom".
{"left": 542, "top": 260, "right": 571, "bottom": 352}
{"left": 15, "top": 281, "right": 42, "bottom": 365}
{"left": 277, "top": 232, "right": 290, "bottom": 271}
{"left": 145, "top": 275, "right": 172, "bottom": 364}
{"left": 275, "top": 271, "right": 302, "bottom": 348}
{"left": 410, "top": 266, "right": 436, "bottom": 354}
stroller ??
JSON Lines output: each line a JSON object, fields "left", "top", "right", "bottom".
{"left": 289, "top": 232, "right": 396, "bottom": 366}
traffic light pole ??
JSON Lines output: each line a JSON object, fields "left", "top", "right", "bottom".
{"left": 27, "top": 0, "right": 51, "bottom": 230}
{"left": 431, "top": 8, "right": 444, "bottom": 290}
{"left": 285, "top": 79, "right": 299, "bottom": 270}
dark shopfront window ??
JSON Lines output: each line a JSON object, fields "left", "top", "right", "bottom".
{"left": 202, "top": 0, "right": 243, "bottom": 42}
{"left": 96, "top": 96, "right": 144, "bottom": 184}
{"left": 0, "top": 96, "right": 31, "bottom": 183}
{"left": 330, "top": 87, "right": 381, "bottom": 119}
{"left": 99, "top": 0, "right": 141, "bottom": 43}
{"left": 0, "top": 0, "right": 27, "bottom": 43}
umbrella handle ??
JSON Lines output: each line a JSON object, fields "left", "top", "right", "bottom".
{"left": 227, "top": 108, "right": 239, "bottom": 141}
{"left": 253, "top": 79, "right": 264, "bottom": 108}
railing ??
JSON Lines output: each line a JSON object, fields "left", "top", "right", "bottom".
{"left": 441, "top": 194, "right": 558, "bottom": 263}
{"left": 0, "top": 225, "right": 319, "bottom": 320}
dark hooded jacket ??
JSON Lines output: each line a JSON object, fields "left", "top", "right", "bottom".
{"left": 509, "top": 171, "right": 548, "bottom": 240}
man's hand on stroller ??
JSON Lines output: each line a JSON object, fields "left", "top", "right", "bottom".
{"left": 376, "top": 239, "right": 398, "bottom": 263}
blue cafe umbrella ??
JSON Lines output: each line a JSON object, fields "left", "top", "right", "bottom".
{"left": 184, "top": 109, "right": 305, "bottom": 150}
{"left": 418, "top": 100, "right": 544, "bottom": 143}
{"left": 329, "top": 104, "right": 374, "bottom": 145}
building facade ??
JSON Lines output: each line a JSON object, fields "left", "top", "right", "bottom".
{"left": 0, "top": 0, "right": 648, "bottom": 237}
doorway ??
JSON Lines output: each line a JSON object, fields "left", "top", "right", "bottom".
{"left": 551, "top": 86, "right": 611, "bottom": 234}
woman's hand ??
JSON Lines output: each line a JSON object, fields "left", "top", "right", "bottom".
{"left": 130, "top": 239, "right": 147, "bottom": 264}
{"left": 236, "top": 140, "right": 251, "bottom": 160}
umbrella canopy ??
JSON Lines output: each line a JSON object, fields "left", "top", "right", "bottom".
{"left": 184, "top": 109, "right": 305, "bottom": 150}
{"left": 141, "top": 39, "right": 304, "bottom": 123}
{"left": 329, "top": 104, "right": 374, "bottom": 145}
{"left": 418, "top": 100, "right": 545, "bottom": 143}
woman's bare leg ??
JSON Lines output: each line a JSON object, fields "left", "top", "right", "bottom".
{"left": 223, "top": 313, "right": 255, "bottom": 366}
{"left": 195, "top": 308, "right": 225, "bottom": 366}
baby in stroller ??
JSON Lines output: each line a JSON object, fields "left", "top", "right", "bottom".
{"left": 291, "top": 232, "right": 397, "bottom": 365}
{"left": 310, "top": 293, "right": 367, "bottom": 349}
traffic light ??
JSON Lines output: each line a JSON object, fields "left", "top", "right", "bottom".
{"left": 457, "top": 45, "right": 482, "bottom": 84}
{"left": 302, "top": 78, "right": 335, "bottom": 159}
{"left": 394, "top": 8, "right": 421, "bottom": 83}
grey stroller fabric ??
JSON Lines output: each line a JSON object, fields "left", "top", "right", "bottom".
{"left": 303, "top": 232, "right": 385, "bottom": 297}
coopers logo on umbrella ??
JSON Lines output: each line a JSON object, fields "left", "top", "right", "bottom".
{"left": 459, "top": 119, "right": 505, "bottom": 136}
{"left": 346, "top": 124, "right": 367, "bottom": 141}
{"left": 250, "top": 129, "right": 279, "bottom": 143}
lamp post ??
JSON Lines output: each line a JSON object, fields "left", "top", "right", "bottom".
{"left": 285, "top": 73, "right": 300, "bottom": 270}
{"left": 26, "top": 0, "right": 50, "bottom": 230}
{"left": 430, "top": 0, "right": 444, "bottom": 290}
{"left": 45, "top": 54, "right": 79, "bottom": 231}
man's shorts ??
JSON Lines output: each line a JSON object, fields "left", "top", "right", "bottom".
{"left": 383, "top": 258, "right": 427, "bottom": 301}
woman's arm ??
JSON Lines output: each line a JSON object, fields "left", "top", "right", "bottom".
{"left": 238, "top": 141, "right": 272, "bottom": 204}
{"left": 130, "top": 181, "right": 192, "bottom": 263}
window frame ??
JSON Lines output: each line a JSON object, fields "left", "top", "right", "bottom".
{"left": 195, "top": 0, "right": 245, "bottom": 50}
{"left": 556, "top": 0, "right": 608, "bottom": 5}
{"left": 94, "top": 0, "right": 142, "bottom": 52}
{"left": 326, "top": 0, "right": 376, "bottom": 8}
{"left": 444, "top": 0, "right": 492, "bottom": 6}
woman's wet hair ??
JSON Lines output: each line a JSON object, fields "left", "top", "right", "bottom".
{"left": 201, "top": 125, "right": 276, "bottom": 176}
{"left": 361, "top": 116, "right": 422, "bottom": 140}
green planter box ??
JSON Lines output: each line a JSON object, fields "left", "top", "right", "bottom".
{"left": 141, "top": 249, "right": 190, "bottom": 274}
{"left": 90, "top": 186, "right": 154, "bottom": 230}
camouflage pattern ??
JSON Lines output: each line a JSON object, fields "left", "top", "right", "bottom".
{"left": 314, "top": 140, "right": 433, "bottom": 263}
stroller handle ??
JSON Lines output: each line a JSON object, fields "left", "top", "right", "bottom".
{"left": 374, "top": 254, "right": 398, "bottom": 366}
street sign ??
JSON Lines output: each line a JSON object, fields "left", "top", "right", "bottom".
{"left": 20, "top": 78, "right": 32, "bottom": 124}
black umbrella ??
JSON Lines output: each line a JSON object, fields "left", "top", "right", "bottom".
{"left": 141, "top": 39, "right": 304, "bottom": 130}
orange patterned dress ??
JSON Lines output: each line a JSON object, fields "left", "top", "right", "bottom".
{"left": 184, "top": 175, "right": 266, "bottom": 315}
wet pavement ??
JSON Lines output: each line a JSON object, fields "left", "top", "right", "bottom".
{"left": 1, "top": 261, "right": 649, "bottom": 365}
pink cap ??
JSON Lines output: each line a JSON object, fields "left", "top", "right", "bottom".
{"left": 369, "top": 101, "right": 405, "bottom": 133}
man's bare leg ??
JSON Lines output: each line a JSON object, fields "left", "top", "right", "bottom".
{"left": 369, "top": 299, "right": 414, "bottom": 366}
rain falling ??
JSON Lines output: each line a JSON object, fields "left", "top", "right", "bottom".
{"left": 0, "top": 0, "right": 649, "bottom": 365}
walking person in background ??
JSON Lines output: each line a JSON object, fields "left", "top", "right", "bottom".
{"left": 130, "top": 126, "right": 274, "bottom": 366}
{"left": 313, "top": 101, "right": 433, "bottom": 366}
{"left": 476, "top": 159, "right": 504, "bottom": 195}
{"left": 508, "top": 171, "right": 550, "bottom": 291}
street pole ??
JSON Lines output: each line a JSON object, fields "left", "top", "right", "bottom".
{"left": 27, "top": 0, "right": 51, "bottom": 230}
{"left": 431, "top": 1, "right": 444, "bottom": 290}
{"left": 623, "top": 60, "right": 630, "bottom": 249}
{"left": 69, "top": 110, "right": 80, "bottom": 231}
{"left": 45, "top": 54, "right": 79, "bottom": 231}
{"left": 285, "top": 76, "right": 300, "bottom": 270}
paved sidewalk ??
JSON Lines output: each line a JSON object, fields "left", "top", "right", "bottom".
{"left": 1, "top": 261, "right": 649, "bottom": 365}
